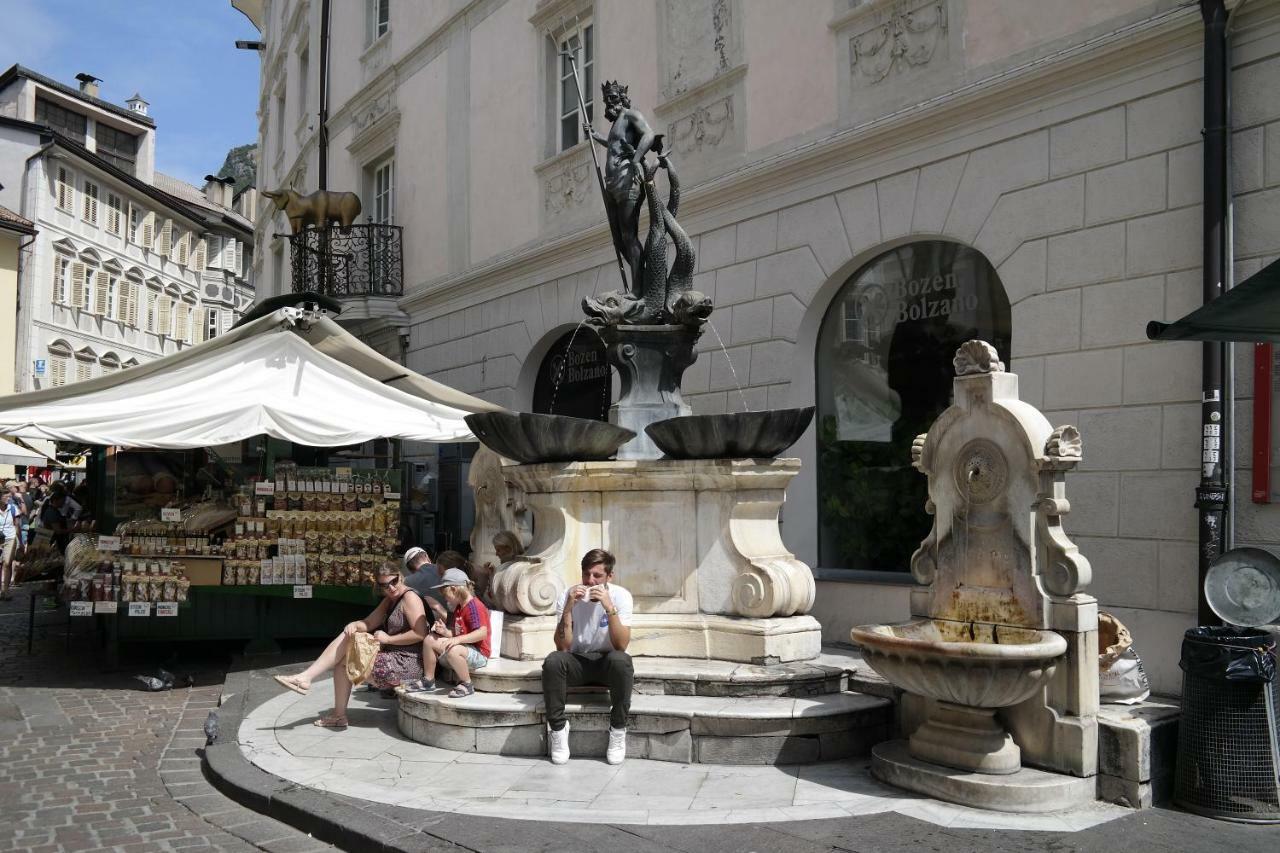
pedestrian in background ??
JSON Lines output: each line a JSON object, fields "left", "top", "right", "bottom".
{"left": 0, "top": 483, "right": 20, "bottom": 600}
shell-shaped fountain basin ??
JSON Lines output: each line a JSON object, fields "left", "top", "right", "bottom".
{"left": 464, "top": 412, "right": 635, "bottom": 464}
{"left": 850, "top": 619, "right": 1067, "bottom": 708}
{"left": 645, "top": 407, "right": 815, "bottom": 459}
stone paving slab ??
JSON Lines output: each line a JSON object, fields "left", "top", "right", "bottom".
{"left": 238, "top": 674, "right": 1127, "bottom": 830}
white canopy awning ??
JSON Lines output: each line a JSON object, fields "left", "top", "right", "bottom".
{"left": 0, "top": 308, "right": 503, "bottom": 449}
{"left": 0, "top": 435, "right": 52, "bottom": 466}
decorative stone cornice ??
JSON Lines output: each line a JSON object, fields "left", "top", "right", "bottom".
{"left": 529, "top": 0, "right": 593, "bottom": 35}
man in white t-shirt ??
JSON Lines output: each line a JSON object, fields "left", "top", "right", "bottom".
{"left": 542, "top": 548, "right": 633, "bottom": 765}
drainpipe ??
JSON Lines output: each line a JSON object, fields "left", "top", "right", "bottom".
{"left": 1195, "top": 0, "right": 1229, "bottom": 627}
{"left": 317, "top": 0, "right": 331, "bottom": 192}
{"left": 13, "top": 232, "right": 37, "bottom": 392}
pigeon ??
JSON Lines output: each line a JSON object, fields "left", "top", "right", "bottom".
{"left": 203, "top": 711, "right": 219, "bottom": 746}
{"left": 134, "top": 675, "right": 170, "bottom": 691}
{"left": 157, "top": 668, "right": 176, "bottom": 689}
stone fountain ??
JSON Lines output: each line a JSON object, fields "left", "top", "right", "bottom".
{"left": 395, "top": 79, "right": 873, "bottom": 766}
{"left": 467, "top": 78, "right": 822, "bottom": 665}
{"left": 850, "top": 341, "right": 1099, "bottom": 812}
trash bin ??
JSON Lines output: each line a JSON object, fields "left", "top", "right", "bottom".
{"left": 1174, "top": 626, "right": 1280, "bottom": 822}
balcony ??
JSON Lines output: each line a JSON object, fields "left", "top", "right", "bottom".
{"left": 287, "top": 223, "right": 403, "bottom": 298}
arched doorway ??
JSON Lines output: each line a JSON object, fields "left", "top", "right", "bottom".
{"left": 531, "top": 328, "right": 611, "bottom": 422}
{"left": 815, "top": 240, "right": 1011, "bottom": 572}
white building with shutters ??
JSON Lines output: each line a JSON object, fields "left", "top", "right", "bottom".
{"left": 0, "top": 65, "right": 254, "bottom": 391}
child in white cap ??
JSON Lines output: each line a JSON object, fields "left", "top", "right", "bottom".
{"left": 411, "top": 567, "right": 491, "bottom": 697}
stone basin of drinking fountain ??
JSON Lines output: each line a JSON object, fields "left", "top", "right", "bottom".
{"left": 850, "top": 619, "right": 1066, "bottom": 775}
{"left": 645, "top": 406, "right": 815, "bottom": 459}
{"left": 464, "top": 412, "right": 635, "bottom": 464}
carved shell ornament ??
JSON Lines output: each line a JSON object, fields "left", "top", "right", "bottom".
{"left": 1045, "top": 425, "right": 1083, "bottom": 460}
{"left": 952, "top": 340, "right": 1004, "bottom": 376}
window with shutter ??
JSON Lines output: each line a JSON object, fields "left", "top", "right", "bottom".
{"left": 128, "top": 283, "right": 140, "bottom": 325}
{"left": 53, "top": 257, "right": 70, "bottom": 304}
{"left": 193, "top": 238, "right": 205, "bottom": 269}
{"left": 75, "top": 359, "right": 91, "bottom": 383}
{"left": 158, "top": 219, "right": 172, "bottom": 256}
{"left": 235, "top": 241, "right": 243, "bottom": 278}
{"left": 141, "top": 212, "right": 155, "bottom": 249}
{"left": 223, "top": 238, "right": 236, "bottom": 271}
{"left": 158, "top": 296, "right": 171, "bottom": 336}
{"left": 176, "top": 231, "right": 189, "bottom": 265}
{"left": 56, "top": 167, "right": 74, "bottom": 212}
{"left": 70, "top": 262, "right": 86, "bottom": 308}
{"left": 106, "top": 193, "right": 123, "bottom": 235}
{"left": 207, "top": 235, "right": 222, "bottom": 269}
{"left": 50, "top": 357, "right": 67, "bottom": 387}
{"left": 128, "top": 204, "right": 139, "bottom": 243}
{"left": 206, "top": 308, "right": 220, "bottom": 340}
{"left": 82, "top": 181, "right": 99, "bottom": 225}
{"left": 146, "top": 291, "right": 157, "bottom": 331}
{"left": 94, "top": 271, "right": 109, "bottom": 315}
{"left": 116, "top": 281, "right": 131, "bottom": 322}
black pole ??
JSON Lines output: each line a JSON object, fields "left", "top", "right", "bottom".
{"left": 1196, "top": 0, "right": 1229, "bottom": 627}
{"left": 317, "top": 0, "right": 331, "bottom": 191}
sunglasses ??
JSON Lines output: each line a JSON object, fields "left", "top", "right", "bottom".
{"left": 376, "top": 577, "right": 401, "bottom": 589}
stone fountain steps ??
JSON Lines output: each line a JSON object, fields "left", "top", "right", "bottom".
{"left": 469, "top": 652, "right": 869, "bottom": 698}
{"left": 397, "top": 688, "right": 895, "bottom": 765}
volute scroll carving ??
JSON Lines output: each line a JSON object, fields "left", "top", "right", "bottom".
{"left": 1035, "top": 496, "right": 1092, "bottom": 597}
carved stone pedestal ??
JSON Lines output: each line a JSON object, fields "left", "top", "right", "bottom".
{"left": 597, "top": 323, "right": 702, "bottom": 460}
{"left": 489, "top": 458, "right": 820, "bottom": 664}
{"left": 908, "top": 702, "right": 1022, "bottom": 774}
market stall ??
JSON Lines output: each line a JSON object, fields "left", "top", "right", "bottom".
{"left": 0, "top": 302, "right": 502, "bottom": 656}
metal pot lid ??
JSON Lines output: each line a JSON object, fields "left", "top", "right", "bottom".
{"left": 1205, "top": 547, "right": 1280, "bottom": 627}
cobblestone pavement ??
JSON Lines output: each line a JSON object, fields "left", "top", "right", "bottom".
{"left": 0, "top": 584, "right": 334, "bottom": 853}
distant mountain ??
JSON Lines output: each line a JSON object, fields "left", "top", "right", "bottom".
{"left": 218, "top": 144, "right": 257, "bottom": 194}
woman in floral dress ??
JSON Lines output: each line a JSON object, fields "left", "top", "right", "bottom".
{"left": 273, "top": 564, "right": 426, "bottom": 729}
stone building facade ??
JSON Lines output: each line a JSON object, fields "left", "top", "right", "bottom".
{"left": 0, "top": 66, "right": 255, "bottom": 392}
{"left": 239, "top": 0, "right": 1280, "bottom": 694}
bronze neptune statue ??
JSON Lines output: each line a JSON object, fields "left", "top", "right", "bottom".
{"left": 582, "top": 81, "right": 709, "bottom": 327}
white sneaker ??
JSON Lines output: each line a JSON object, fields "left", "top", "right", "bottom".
{"left": 606, "top": 727, "right": 627, "bottom": 765}
{"left": 549, "top": 722, "right": 570, "bottom": 765}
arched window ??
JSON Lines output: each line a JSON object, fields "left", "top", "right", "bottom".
{"left": 531, "top": 328, "right": 611, "bottom": 422}
{"left": 815, "top": 240, "right": 1011, "bottom": 572}
{"left": 100, "top": 352, "right": 121, "bottom": 374}
{"left": 47, "top": 340, "right": 73, "bottom": 387}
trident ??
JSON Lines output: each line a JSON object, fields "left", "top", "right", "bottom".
{"left": 559, "top": 41, "right": 631, "bottom": 294}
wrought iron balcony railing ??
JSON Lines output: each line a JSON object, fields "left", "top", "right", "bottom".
{"left": 287, "top": 223, "right": 404, "bottom": 298}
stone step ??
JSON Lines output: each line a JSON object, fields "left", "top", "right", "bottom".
{"left": 397, "top": 688, "right": 895, "bottom": 765}
{"left": 471, "top": 649, "right": 869, "bottom": 698}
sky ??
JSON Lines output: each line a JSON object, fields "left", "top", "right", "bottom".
{"left": 0, "top": 0, "right": 262, "bottom": 187}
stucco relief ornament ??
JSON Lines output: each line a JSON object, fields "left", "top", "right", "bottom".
{"left": 352, "top": 92, "right": 392, "bottom": 131}
{"left": 851, "top": 1, "right": 948, "bottom": 84}
{"left": 543, "top": 161, "right": 594, "bottom": 214}
{"left": 669, "top": 96, "right": 734, "bottom": 155}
